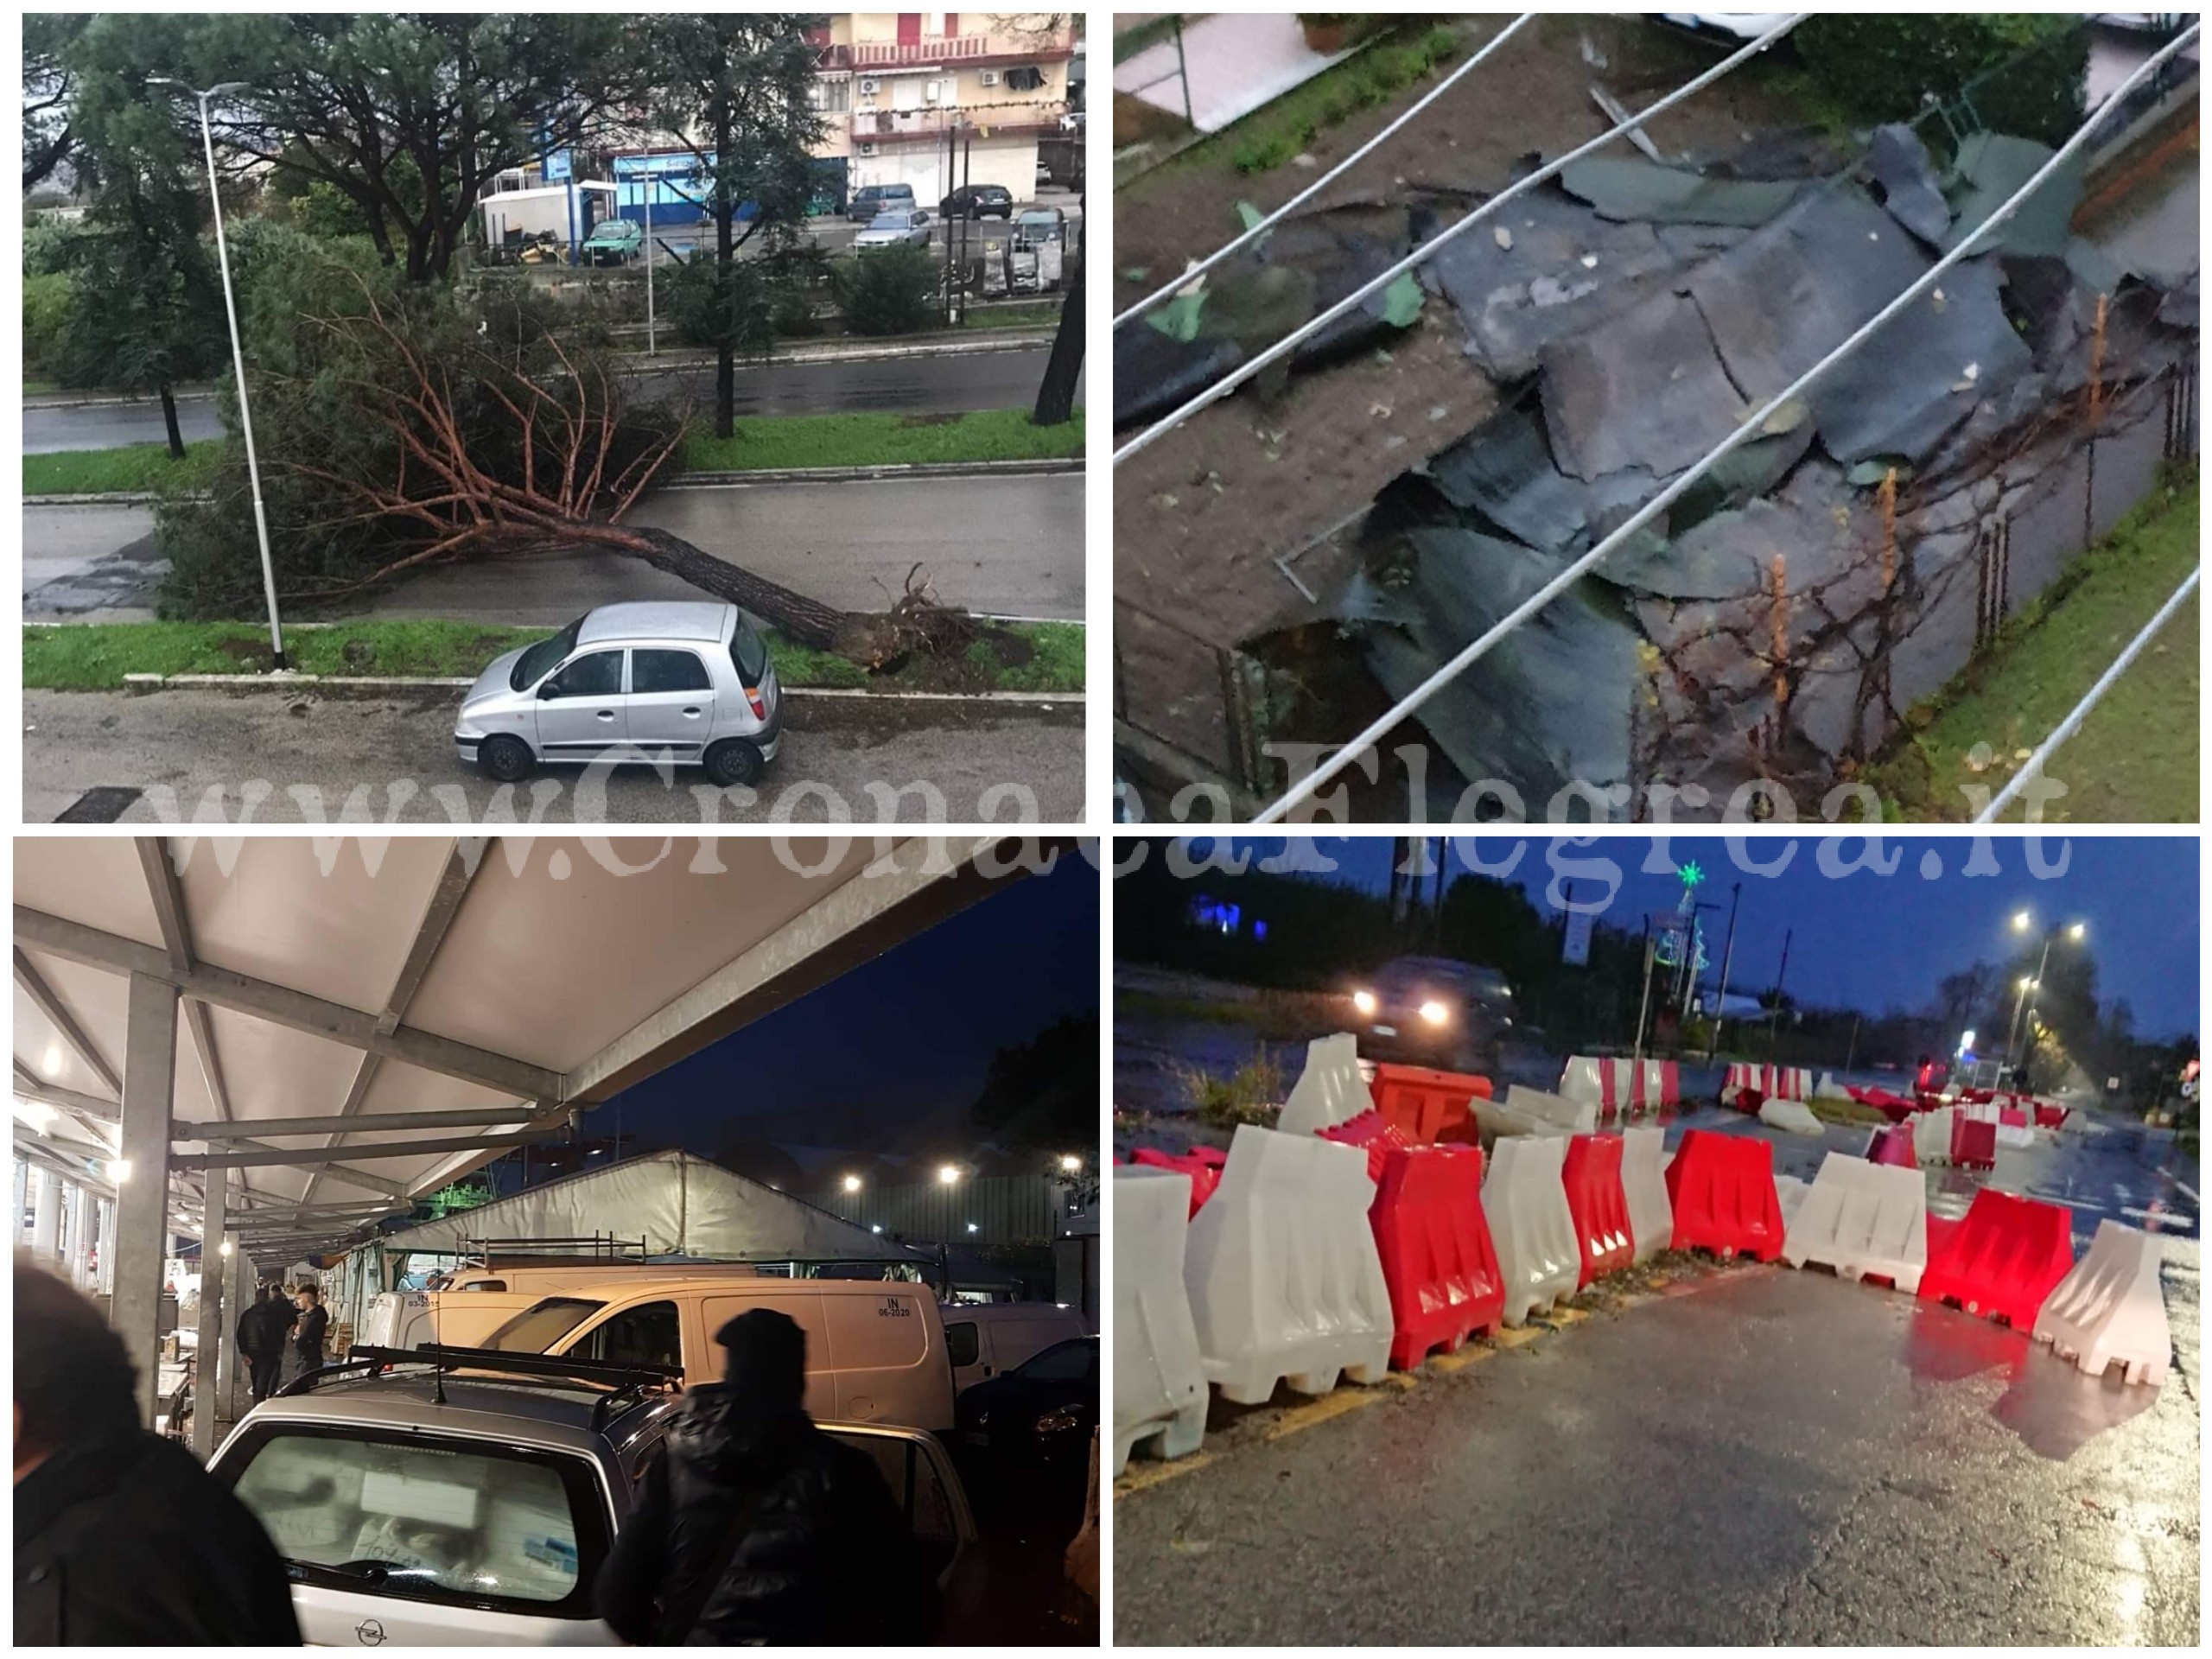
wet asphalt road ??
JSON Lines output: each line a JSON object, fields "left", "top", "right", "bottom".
{"left": 22, "top": 686, "right": 1083, "bottom": 823}
{"left": 23, "top": 346, "right": 1065, "bottom": 452}
{"left": 1114, "top": 1249, "right": 2200, "bottom": 1645}
{"left": 24, "top": 472, "right": 1085, "bottom": 625}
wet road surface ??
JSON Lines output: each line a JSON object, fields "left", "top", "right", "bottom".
{"left": 22, "top": 687, "right": 1082, "bottom": 823}
{"left": 1116, "top": 1247, "right": 2200, "bottom": 1645}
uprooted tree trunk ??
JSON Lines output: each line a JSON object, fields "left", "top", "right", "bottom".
{"left": 293, "top": 282, "right": 975, "bottom": 669}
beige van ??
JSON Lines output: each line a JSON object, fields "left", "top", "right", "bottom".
{"left": 481, "top": 1275, "right": 956, "bottom": 1433}
{"left": 359, "top": 1264, "right": 775, "bottom": 1354}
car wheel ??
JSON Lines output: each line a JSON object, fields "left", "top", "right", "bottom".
{"left": 704, "top": 739, "right": 765, "bottom": 788}
{"left": 478, "top": 734, "right": 534, "bottom": 783}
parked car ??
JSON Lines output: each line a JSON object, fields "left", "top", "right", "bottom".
{"left": 581, "top": 217, "right": 642, "bottom": 266}
{"left": 944, "top": 1302, "right": 1089, "bottom": 1394}
{"left": 1346, "top": 953, "right": 1514, "bottom": 1075}
{"left": 208, "top": 1345, "right": 976, "bottom": 1644}
{"left": 847, "top": 181, "right": 918, "bottom": 222}
{"left": 951, "top": 1336, "right": 1096, "bottom": 1528}
{"left": 854, "top": 208, "right": 934, "bottom": 251}
{"left": 480, "top": 1274, "right": 957, "bottom": 1433}
{"left": 939, "top": 183, "right": 1014, "bottom": 220}
{"left": 453, "top": 601, "right": 782, "bottom": 788}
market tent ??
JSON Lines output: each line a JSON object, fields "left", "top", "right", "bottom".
{"left": 372, "top": 1148, "right": 926, "bottom": 1262}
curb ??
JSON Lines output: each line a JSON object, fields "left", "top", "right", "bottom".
{"left": 24, "top": 491, "right": 179, "bottom": 506}
{"left": 669, "top": 457, "right": 1082, "bottom": 486}
{"left": 610, "top": 332, "right": 1055, "bottom": 372}
{"left": 119, "top": 671, "right": 1082, "bottom": 705}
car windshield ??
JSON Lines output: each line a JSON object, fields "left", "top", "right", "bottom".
{"left": 868, "top": 213, "right": 908, "bottom": 229}
{"left": 484, "top": 1296, "right": 606, "bottom": 1354}
{"left": 1372, "top": 957, "right": 1498, "bottom": 1001}
{"left": 509, "top": 616, "right": 584, "bottom": 691}
{"left": 224, "top": 1422, "right": 607, "bottom": 1617}
{"left": 730, "top": 619, "right": 770, "bottom": 683}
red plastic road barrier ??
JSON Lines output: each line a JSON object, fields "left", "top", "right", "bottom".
{"left": 1867, "top": 1124, "right": 1917, "bottom": 1168}
{"left": 1729, "top": 1088, "right": 1765, "bottom": 1114}
{"left": 1917, "top": 1187, "right": 2075, "bottom": 1328}
{"left": 2034, "top": 1104, "right": 2067, "bottom": 1130}
{"left": 1665, "top": 1129, "right": 1785, "bottom": 1262}
{"left": 1957, "top": 1087, "right": 1996, "bottom": 1103}
{"left": 1369, "top": 1062, "right": 1491, "bottom": 1145}
{"left": 1369, "top": 1143, "right": 1506, "bottom": 1368}
{"left": 1951, "top": 1116, "right": 1997, "bottom": 1171}
{"left": 1131, "top": 1147, "right": 1227, "bottom": 1217}
{"left": 1849, "top": 1085, "right": 1916, "bottom": 1122}
{"left": 1999, "top": 1107, "right": 2029, "bottom": 1130}
{"left": 1318, "top": 1109, "right": 1414, "bottom": 1184}
{"left": 1563, "top": 1134, "right": 1634, "bottom": 1287}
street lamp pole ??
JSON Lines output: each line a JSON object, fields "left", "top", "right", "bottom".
{"left": 158, "top": 78, "right": 286, "bottom": 670}
{"left": 2005, "top": 915, "right": 2084, "bottom": 1077}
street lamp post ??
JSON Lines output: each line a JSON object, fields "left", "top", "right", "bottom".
{"left": 152, "top": 77, "right": 286, "bottom": 670}
{"left": 2005, "top": 974, "right": 2037, "bottom": 1071}
{"left": 2007, "top": 913, "right": 2086, "bottom": 1077}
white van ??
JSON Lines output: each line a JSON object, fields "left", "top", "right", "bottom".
{"left": 942, "top": 1302, "right": 1090, "bottom": 1393}
{"left": 482, "top": 1275, "right": 956, "bottom": 1433}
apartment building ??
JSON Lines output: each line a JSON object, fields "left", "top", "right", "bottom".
{"left": 809, "top": 12, "right": 1077, "bottom": 206}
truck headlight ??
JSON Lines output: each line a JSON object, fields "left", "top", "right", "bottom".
{"left": 1353, "top": 989, "right": 1377, "bottom": 1015}
{"left": 1419, "top": 1001, "right": 1449, "bottom": 1027}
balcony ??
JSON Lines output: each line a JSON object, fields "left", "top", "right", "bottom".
{"left": 817, "top": 29, "right": 1076, "bottom": 72}
{"left": 849, "top": 107, "right": 1063, "bottom": 145}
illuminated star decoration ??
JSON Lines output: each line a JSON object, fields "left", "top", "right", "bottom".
{"left": 1679, "top": 861, "right": 1707, "bottom": 891}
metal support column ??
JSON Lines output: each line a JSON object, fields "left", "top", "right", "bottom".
{"left": 114, "top": 971, "right": 181, "bottom": 1427}
{"left": 193, "top": 1166, "right": 227, "bottom": 1459}
{"left": 97, "top": 1196, "right": 116, "bottom": 1294}
{"left": 228, "top": 1237, "right": 253, "bottom": 1423}
{"left": 68, "top": 1182, "right": 96, "bottom": 1287}
{"left": 31, "top": 1164, "right": 60, "bottom": 1259}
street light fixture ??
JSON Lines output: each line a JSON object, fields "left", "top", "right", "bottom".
{"left": 1058, "top": 1154, "right": 1083, "bottom": 1174}
{"left": 937, "top": 1164, "right": 961, "bottom": 1185}
{"left": 2005, "top": 912, "right": 2087, "bottom": 1077}
{"left": 842, "top": 1173, "right": 862, "bottom": 1193}
{"left": 148, "top": 76, "right": 287, "bottom": 669}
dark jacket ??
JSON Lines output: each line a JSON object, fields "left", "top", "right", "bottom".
{"left": 14, "top": 1427, "right": 302, "bottom": 1645}
{"left": 237, "top": 1300, "right": 284, "bottom": 1359}
{"left": 594, "top": 1386, "right": 932, "bottom": 1645}
{"left": 291, "top": 1303, "right": 327, "bottom": 1361}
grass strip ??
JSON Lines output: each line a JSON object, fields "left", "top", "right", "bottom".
{"left": 23, "top": 617, "right": 1084, "bottom": 695}
{"left": 681, "top": 406, "right": 1083, "bottom": 471}
{"left": 24, "top": 440, "right": 222, "bottom": 495}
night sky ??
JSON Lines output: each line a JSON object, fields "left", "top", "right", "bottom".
{"left": 602, "top": 852, "right": 1099, "bottom": 1155}
{"left": 1163, "top": 836, "right": 2200, "bottom": 1037}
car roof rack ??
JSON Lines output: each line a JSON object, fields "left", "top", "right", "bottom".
{"left": 282, "top": 1344, "right": 683, "bottom": 1430}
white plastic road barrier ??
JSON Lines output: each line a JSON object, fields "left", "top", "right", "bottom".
{"left": 1183, "top": 1125, "right": 1392, "bottom": 1402}
{"left": 1782, "top": 1152, "right": 1929, "bottom": 1294}
{"left": 1995, "top": 1121, "right": 2036, "bottom": 1148}
{"left": 1621, "top": 1125, "right": 1672, "bottom": 1262}
{"left": 1472, "top": 1093, "right": 1568, "bottom": 1143}
{"left": 2032, "top": 1219, "right": 2171, "bottom": 1387}
{"left": 1484, "top": 1134, "right": 1581, "bottom": 1325}
{"left": 1506, "top": 1084, "right": 1599, "bottom": 1135}
{"left": 1773, "top": 1174, "right": 1810, "bottom": 1230}
{"left": 1276, "top": 1033, "right": 1374, "bottom": 1138}
{"left": 1562, "top": 1057, "right": 1679, "bottom": 1114}
{"left": 1914, "top": 1106, "right": 1956, "bottom": 1167}
{"left": 1815, "top": 1072, "right": 1850, "bottom": 1100}
{"left": 1559, "top": 1056, "right": 1608, "bottom": 1106}
{"left": 1759, "top": 1098, "right": 1826, "bottom": 1137}
{"left": 1112, "top": 1166, "right": 1210, "bottom": 1476}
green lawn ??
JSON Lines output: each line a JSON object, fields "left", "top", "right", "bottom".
{"left": 962, "top": 302, "right": 1065, "bottom": 332}
{"left": 24, "top": 440, "right": 222, "bottom": 495}
{"left": 23, "top": 617, "right": 1084, "bottom": 695}
{"left": 1865, "top": 478, "right": 2199, "bottom": 821}
{"left": 681, "top": 407, "right": 1083, "bottom": 471}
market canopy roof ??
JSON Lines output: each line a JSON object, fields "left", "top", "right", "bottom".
{"left": 14, "top": 835, "right": 1033, "bottom": 1249}
{"left": 370, "top": 1148, "right": 930, "bottom": 1263}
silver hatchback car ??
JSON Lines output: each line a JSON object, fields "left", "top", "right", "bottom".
{"left": 454, "top": 601, "right": 783, "bottom": 787}
{"left": 208, "top": 1344, "right": 976, "bottom": 1645}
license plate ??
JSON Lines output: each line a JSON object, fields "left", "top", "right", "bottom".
{"left": 1373, "top": 1025, "right": 1397, "bottom": 1037}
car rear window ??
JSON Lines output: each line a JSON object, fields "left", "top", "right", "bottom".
{"left": 222, "top": 1423, "right": 608, "bottom": 1618}
{"left": 944, "top": 1321, "right": 980, "bottom": 1369}
{"left": 729, "top": 620, "right": 770, "bottom": 684}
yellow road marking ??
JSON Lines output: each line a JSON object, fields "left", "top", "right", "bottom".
{"left": 1263, "top": 1387, "right": 1386, "bottom": 1439}
{"left": 1425, "top": 1344, "right": 1496, "bottom": 1374}
{"left": 1491, "top": 1325, "right": 1542, "bottom": 1349}
{"left": 1543, "top": 1306, "right": 1590, "bottom": 1327}
{"left": 1115, "top": 1452, "right": 1213, "bottom": 1495}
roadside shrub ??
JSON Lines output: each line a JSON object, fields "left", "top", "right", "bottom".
{"left": 22, "top": 270, "right": 77, "bottom": 380}
{"left": 1795, "top": 15, "right": 2088, "bottom": 147}
{"left": 832, "top": 244, "right": 937, "bottom": 335}
{"left": 664, "top": 254, "right": 777, "bottom": 357}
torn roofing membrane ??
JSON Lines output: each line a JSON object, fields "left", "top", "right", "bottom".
{"left": 1558, "top": 154, "right": 1802, "bottom": 227}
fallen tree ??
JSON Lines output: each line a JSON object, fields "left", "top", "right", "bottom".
{"left": 161, "top": 270, "right": 976, "bottom": 669}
